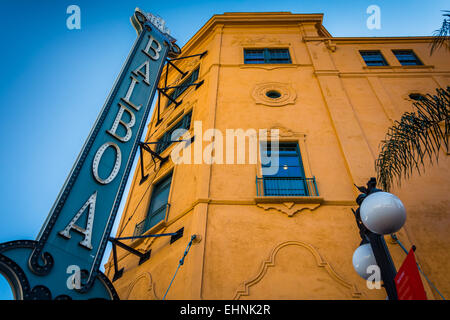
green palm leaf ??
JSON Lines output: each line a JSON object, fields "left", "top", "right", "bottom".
{"left": 376, "top": 87, "right": 449, "bottom": 191}
{"left": 430, "top": 10, "right": 450, "bottom": 55}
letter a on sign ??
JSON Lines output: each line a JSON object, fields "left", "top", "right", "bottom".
{"left": 59, "top": 192, "right": 97, "bottom": 250}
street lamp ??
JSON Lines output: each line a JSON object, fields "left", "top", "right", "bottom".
{"left": 360, "top": 191, "right": 406, "bottom": 235}
{"left": 352, "top": 243, "right": 378, "bottom": 280}
{"left": 351, "top": 177, "right": 406, "bottom": 300}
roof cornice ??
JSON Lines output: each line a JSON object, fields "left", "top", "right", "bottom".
{"left": 177, "top": 12, "right": 434, "bottom": 56}
{"left": 329, "top": 36, "right": 434, "bottom": 43}
{"left": 179, "top": 12, "right": 330, "bottom": 55}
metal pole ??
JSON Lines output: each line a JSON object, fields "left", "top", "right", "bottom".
{"left": 366, "top": 232, "right": 398, "bottom": 300}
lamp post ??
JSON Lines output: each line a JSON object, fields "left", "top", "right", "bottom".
{"left": 351, "top": 177, "right": 406, "bottom": 300}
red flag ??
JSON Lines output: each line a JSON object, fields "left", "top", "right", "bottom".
{"left": 394, "top": 248, "right": 427, "bottom": 300}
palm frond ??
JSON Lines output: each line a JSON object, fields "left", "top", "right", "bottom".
{"left": 376, "top": 87, "right": 450, "bottom": 191}
{"left": 430, "top": 10, "right": 450, "bottom": 55}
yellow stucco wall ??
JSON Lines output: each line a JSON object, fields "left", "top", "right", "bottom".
{"left": 104, "top": 12, "right": 450, "bottom": 300}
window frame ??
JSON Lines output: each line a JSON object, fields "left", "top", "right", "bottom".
{"left": 156, "top": 110, "right": 192, "bottom": 154}
{"left": 244, "top": 48, "right": 292, "bottom": 64}
{"left": 359, "top": 50, "right": 389, "bottom": 67}
{"left": 143, "top": 171, "right": 173, "bottom": 233}
{"left": 392, "top": 49, "right": 423, "bottom": 66}
{"left": 259, "top": 141, "right": 313, "bottom": 197}
{"left": 261, "top": 142, "right": 306, "bottom": 178}
{"left": 166, "top": 67, "right": 199, "bottom": 107}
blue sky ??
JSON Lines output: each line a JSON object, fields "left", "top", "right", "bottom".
{"left": 0, "top": 0, "right": 448, "bottom": 300}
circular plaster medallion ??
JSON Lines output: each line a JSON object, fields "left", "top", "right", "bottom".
{"left": 251, "top": 82, "right": 296, "bottom": 107}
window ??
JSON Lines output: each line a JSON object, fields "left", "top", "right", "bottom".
{"left": 143, "top": 173, "right": 172, "bottom": 232}
{"left": 409, "top": 93, "right": 426, "bottom": 101}
{"left": 259, "top": 142, "right": 315, "bottom": 196}
{"left": 266, "top": 90, "right": 282, "bottom": 99}
{"left": 244, "top": 48, "right": 292, "bottom": 64}
{"left": 360, "top": 50, "right": 388, "bottom": 66}
{"left": 167, "top": 68, "right": 199, "bottom": 107}
{"left": 156, "top": 111, "right": 192, "bottom": 154}
{"left": 392, "top": 50, "right": 423, "bottom": 66}
{"left": 262, "top": 143, "right": 305, "bottom": 178}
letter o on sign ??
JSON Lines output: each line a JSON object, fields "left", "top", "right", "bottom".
{"left": 92, "top": 142, "right": 122, "bottom": 184}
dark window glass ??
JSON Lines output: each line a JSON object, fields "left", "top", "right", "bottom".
{"left": 266, "top": 90, "right": 281, "bottom": 99}
{"left": 261, "top": 143, "right": 305, "bottom": 178}
{"left": 409, "top": 93, "right": 426, "bottom": 101}
{"left": 244, "top": 49, "right": 265, "bottom": 64}
{"left": 244, "top": 48, "right": 291, "bottom": 64}
{"left": 392, "top": 50, "right": 423, "bottom": 66}
{"left": 144, "top": 173, "right": 172, "bottom": 231}
{"left": 360, "top": 50, "right": 388, "bottom": 66}
{"left": 267, "top": 49, "right": 291, "bottom": 63}
{"left": 260, "top": 143, "right": 307, "bottom": 196}
{"left": 167, "top": 68, "right": 199, "bottom": 107}
{"left": 156, "top": 111, "right": 192, "bottom": 154}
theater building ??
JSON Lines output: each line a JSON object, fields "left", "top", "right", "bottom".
{"left": 104, "top": 12, "right": 450, "bottom": 299}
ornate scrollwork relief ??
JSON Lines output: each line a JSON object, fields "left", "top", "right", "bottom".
{"left": 123, "top": 272, "right": 160, "bottom": 300}
{"left": 231, "top": 36, "right": 290, "bottom": 46}
{"left": 233, "top": 241, "right": 362, "bottom": 300}
{"left": 265, "top": 124, "right": 306, "bottom": 140}
{"left": 256, "top": 202, "right": 320, "bottom": 217}
{"left": 252, "top": 82, "right": 296, "bottom": 107}
{"left": 269, "top": 125, "right": 297, "bottom": 138}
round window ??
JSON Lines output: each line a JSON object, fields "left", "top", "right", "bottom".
{"left": 266, "top": 90, "right": 282, "bottom": 99}
{"left": 409, "top": 93, "right": 426, "bottom": 101}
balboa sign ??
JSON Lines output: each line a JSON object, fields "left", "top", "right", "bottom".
{"left": 0, "top": 9, "right": 178, "bottom": 300}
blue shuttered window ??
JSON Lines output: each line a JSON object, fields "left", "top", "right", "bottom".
{"left": 261, "top": 143, "right": 308, "bottom": 196}
{"left": 156, "top": 111, "right": 192, "bottom": 154}
{"left": 392, "top": 50, "right": 423, "bottom": 66}
{"left": 143, "top": 173, "right": 172, "bottom": 232}
{"left": 244, "top": 48, "right": 292, "bottom": 64}
{"left": 360, "top": 50, "right": 388, "bottom": 66}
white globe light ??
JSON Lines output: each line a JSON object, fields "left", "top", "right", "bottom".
{"left": 352, "top": 243, "right": 378, "bottom": 280}
{"left": 360, "top": 192, "right": 406, "bottom": 235}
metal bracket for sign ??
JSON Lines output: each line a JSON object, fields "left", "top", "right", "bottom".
{"left": 138, "top": 141, "right": 168, "bottom": 183}
{"left": 168, "top": 51, "right": 207, "bottom": 61}
{"left": 163, "top": 81, "right": 205, "bottom": 93}
{"left": 162, "top": 51, "right": 208, "bottom": 89}
{"left": 154, "top": 51, "right": 208, "bottom": 125}
{"left": 109, "top": 227, "right": 184, "bottom": 281}
{"left": 138, "top": 137, "right": 195, "bottom": 184}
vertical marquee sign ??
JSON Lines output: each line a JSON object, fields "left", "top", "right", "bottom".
{"left": 0, "top": 9, "right": 179, "bottom": 300}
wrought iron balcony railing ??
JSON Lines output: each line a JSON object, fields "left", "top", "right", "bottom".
{"left": 256, "top": 176, "right": 319, "bottom": 197}
{"left": 133, "top": 203, "right": 170, "bottom": 237}
{"left": 133, "top": 219, "right": 147, "bottom": 237}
